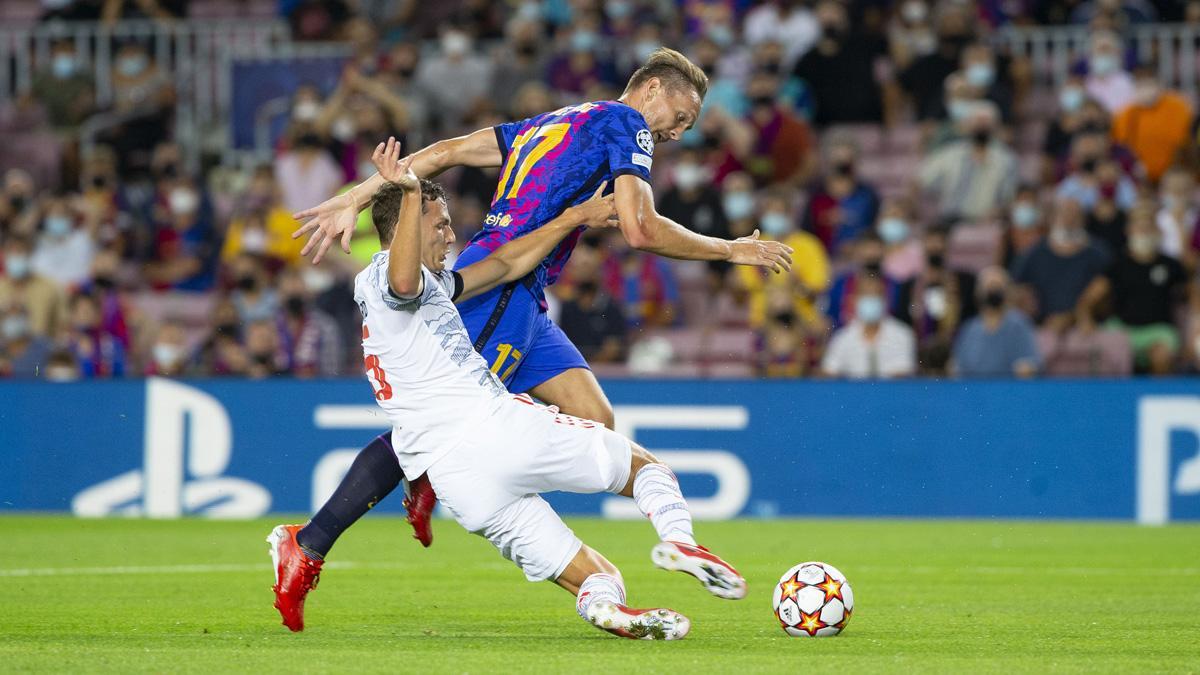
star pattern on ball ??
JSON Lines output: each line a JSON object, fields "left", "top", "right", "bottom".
{"left": 779, "top": 575, "right": 804, "bottom": 603}
{"left": 816, "top": 573, "right": 844, "bottom": 604}
{"left": 798, "top": 609, "right": 827, "bottom": 636}
{"left": 835, "top": 608, "right": 852, "bottom": 631}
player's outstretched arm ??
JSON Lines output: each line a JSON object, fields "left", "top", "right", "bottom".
{"left": 375, "top": 138, "right": 424, "bottom": 298}
{"left": 291, "top": 127, "right": 503, "bottom": 264}
{"left": 456, "top": 184, "right": 617, "bottom": 303}
{"left": 613, "top": 175, "right": 794, "bottom": 273}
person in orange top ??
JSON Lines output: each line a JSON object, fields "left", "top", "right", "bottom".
{"left": 1111, "top": 65, "right": 1194, "bottom": 183}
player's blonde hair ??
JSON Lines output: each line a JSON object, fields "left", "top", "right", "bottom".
{"left": 624, "top": 47, "right": 708, "bottom": 100}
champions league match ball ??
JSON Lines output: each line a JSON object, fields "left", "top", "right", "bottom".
{"left": 771, "top": 562, "right": 854, "bottom": 637}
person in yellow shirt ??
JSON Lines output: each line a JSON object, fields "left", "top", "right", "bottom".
{"left": 735, "top": 191, "right": 830, "bottom": 329}
{"left": 221, "top": 166, "right": 306, "bottom": 266}
{"left": 1111, "top": 65, "right": 1194, "bottom": 183}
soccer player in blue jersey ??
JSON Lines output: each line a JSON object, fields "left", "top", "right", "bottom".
{"left": 287, "top": 48, "right": 790, "bottom": 559}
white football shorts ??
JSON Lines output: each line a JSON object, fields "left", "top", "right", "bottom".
{"left": 423, "top": 393, "right": 633, "bottom": 581}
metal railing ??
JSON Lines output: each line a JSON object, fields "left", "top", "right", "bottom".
{"left": 995, "top": 23, "right": 1200, "bottom": 99}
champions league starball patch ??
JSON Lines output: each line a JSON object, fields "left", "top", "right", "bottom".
{"left": 636, "top": 129, "right": 655, "bottom": 155}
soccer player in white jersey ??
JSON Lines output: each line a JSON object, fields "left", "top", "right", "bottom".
{"left": 269, "top": 138, "right": 746, "bottom": 639}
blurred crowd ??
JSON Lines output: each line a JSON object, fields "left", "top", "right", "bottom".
{"left": 3, "top": 0, "right": 1200, "bottom": 380}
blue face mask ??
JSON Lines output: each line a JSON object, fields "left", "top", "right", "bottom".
{"left": 761, "top": 213, "right": 791, "bottom": 237}
{"left": 45, "top": 216, "right": 72, "bottom": 237}
{"left": 5, "top": 254, "right": 30, "bottom": 279}
{"left": 723, "top": 192, "right": 755, "bottom": 221}
{"left": 1011, "top": 203, "right": 1039, "bottom": 229}
{"left": 856, "top": 295, "right": 885, "bottom": 324}
{"left": 1058, "top": 86, "right": 1084, "bottom": 112}
{"left": 117, "top": 54, "right": 147, "bottom": 77}
{"left": 878, "top": 217, "right": 909, "bottom": 244}
{"left": 52, "top": 54, "right": 76, "bottom": 79}
{"left": 965, "top": 63, "right": 995, "bottom": 89}
{"left": 570, "top": 31, "right": 599, "bottom": 54}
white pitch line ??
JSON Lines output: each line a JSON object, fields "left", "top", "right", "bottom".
{"left": 851, "top": 565, "right": 1200, "bottom": 576}
{"left": 0, "top": 561, "right": 408, "bottom": 578}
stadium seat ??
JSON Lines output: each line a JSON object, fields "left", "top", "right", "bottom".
{"left": 704, "top": 329, "right": 755, "bottom": 363}
{"left": 947, "top": 222, "right": 1003, "bottom": 273}
{"left": 1037, "top": 328, "right": 1133, "bottom": 376}
{"left": 704, "top": 361, "right": 755, "bottom": 378}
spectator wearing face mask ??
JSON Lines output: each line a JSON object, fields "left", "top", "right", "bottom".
{"left": 31, "top": 195, "right": 95, "bottom": 290}
{"left": 1081, "top": 31, "right": 1135, "bottom": 114}
{"left": 1154, "top": 167, "right": 1198, "bottom": 265}
{"left": 275, "top": 269, "right": 343, "bottom": 377}
{"left": 959, "top": 42, "right": 1014, "bottom": 123}
{"left": 1081, "top": 209, "right": 1188, "bottom": 374}
{"left": 490, "top": 17, "right": 550, "bottom": 108}
{"left": 244, "top": 319, "right": 287, "bottom": 379}
{"left": 145, "top": 321, "right": 191, "bottom": 377}
{"left": 558, "top": 274, "right": 627, "bottom": 365}
{"left": 737, "top": 191, "right": 830, "bottom": 331}
{"left": 106, "top": 41, "right": 173, "bottom": 169}
{"left": 917, "top": 102, "right": 1017, "bottom": 221}
{"left": 545, "top": 23, "right": 615, "bottom": 96}
{"left": 802, "top": 135, "right": 880, "bottom": 255}
{"left": 744, "top": 0, "right": 820, "bottom": 69}
{"left": 888, "top": 0, "right": 938, "bottom": 72}
{"left": 229, "top": 253, "right": 279, "bottom": 324}
{"left": 1011, "top": 197, "right": 1111, "bottom": 329}
{"left": 1003, "top": 186, "right": 1046, "bottom": 267}
{"left": 720, "top": 172, "right": 760, "bottom": 240}
{"left": 66, "top": 291, "right": 125, "bottom": 378}
{"left": 898, "top": 3, "right": 975, "bottom": 121}
{"left": 926, "top": 72, "right": 981, "bottom": 150}
{"left": 275, "top": 125, "right": 344, "bottom": 216}
{"left": 825, "top": 233, "right": 901, "bottom": 330}
{"left": 30, "top": 39, "right": 96, "bottom": 130}
{"left": 143, "top": 177, "right": 218, "bottom": 292}
{"left": 739, "top": 70, "right": 817, "bottom": 186}
{"left": 1042, "top": 84, "right": 1106, "bottom": 179}
{"left": 951, "top": 266, "right": 1040, "bottom": 378}
{"left": 820, "top": 273, "right": 916, "bottom": 379}
{"left": 0, "top": 235, "right": 68, "bottom": 338}
{"left": 897, "top": 226, "right": 976, "bottom": 373}
{"left": 86, "top": 249, "right": 130, "bottom": 350}
{"left": 1056, "top": 133, "right": 1138, "bottom": 212}
{"left": 600, "top": 232, "right": 681, "bottom": 329}
{"left": 0, "top": 305, "right": 53, "bottom": 378}
{"left": 659, "top": 151, "right": 731, "bottom": 279}
{"left": 1111, "top": 64, "right": 1195, "bottom": 183}
{"left": 222, "top": 166, "right": 305, "bottom": 268}
{"left": 877, "top": 199, "right": 923, "bottom": 282}
{"left": 793, "top": 0, "right": 885, "bottom": 126}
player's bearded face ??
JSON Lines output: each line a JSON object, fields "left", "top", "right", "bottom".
{"left": 421, "top": 198, "right": 454, "bottom": 272}
{"left": 642, "top": 84, "right": 701, "bottom": 144}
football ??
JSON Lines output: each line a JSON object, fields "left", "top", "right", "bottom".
{"left": 771, "top": 561, "right": 854, "bottom": 637}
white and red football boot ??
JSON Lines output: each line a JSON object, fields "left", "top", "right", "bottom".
{"left": 651, "top": 541, "right": 747, "bottom": 600}
{"left": 585, "top": 600, "right": 691, "bottom": 640}
{"left": 267, "top": 524, "right": 323, "bottom": 632}
{"left": 403, "top": 473, "right": 436, "bottom": 548}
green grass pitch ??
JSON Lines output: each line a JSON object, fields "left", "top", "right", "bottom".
{"left": 1, "top": 516, "right": 1198, "bottom": 673}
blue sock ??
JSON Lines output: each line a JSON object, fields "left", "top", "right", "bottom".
{"left": 296, "top": 433, "right": 403, "bottom": 559}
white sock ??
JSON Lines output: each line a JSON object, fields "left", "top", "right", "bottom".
{"left": 633, "top": 464, "right": 697, "bottom": 546}
{"left": 576, "top": 573, "right": 625, "bottom": 621}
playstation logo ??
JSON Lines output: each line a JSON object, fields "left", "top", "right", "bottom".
{"left": 72, "top": 378, "right": 271, "bottom": 518}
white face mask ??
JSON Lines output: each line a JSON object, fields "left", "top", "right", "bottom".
{"left": 292, "top": 100, "right": 320, "bottom": 122}
{"left": 442, "top": 32, "right": 470, "bottom": 57}
{"left": 331, "top": 116, "right": 356, "bottom": 142}
{"left": 760, "top": 212, "right": 791, "bottom": 237}
{"left": 674, "top": 163, "right": 706, "bottom": 191}
{"left": 965, "top": 62, "right": 995, "bottom": 89}
{"left": 923, "top": 286, "right": 947, "bottom": 319}
{"left": 1090, "top": 54, "right": 1118, "bottom": 76}
{"left": 168, "top": 188, "right": 199, "bottom": 216}
{"left": 879, "top": 217, "right": 909, "bottom": 244}
{"left": 241, "top": 227, "right": 267, "bottom": 254}
{"left": 153, "top": 343, "right": 183, "bottom": 369}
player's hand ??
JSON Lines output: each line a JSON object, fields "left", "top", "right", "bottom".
{"left": 373, "top": 136, "right": 418, "bottom": 192}
{"left": 728, "top": 229, "right": 794, "bottom": 274}
{"left": 291, "top": 191, "right": 359, "bottom": 265}
{"left": 571, "top": 181, "right": 618, "bottom": 229}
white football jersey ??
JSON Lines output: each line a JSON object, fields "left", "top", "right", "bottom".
{"left": 353, "top": 252, "right": 506, "bottom": 477}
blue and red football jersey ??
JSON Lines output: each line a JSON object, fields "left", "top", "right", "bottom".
{"left": 453, "top": 101, "right": 655, "bottom": 299}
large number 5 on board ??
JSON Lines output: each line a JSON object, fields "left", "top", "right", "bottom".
{"left": 494, "top": 123, "right": 570, "bottom": 201}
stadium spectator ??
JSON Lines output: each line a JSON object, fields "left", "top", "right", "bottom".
{"left": 600, "top": 234, "right": 680, "bottom": 329}
{"left": 659, "top": 149, "right": 730, "bottom": 282}
{"left": 887, "top": 0, "right": 938, "bottom": 72}
{"left": 31, "top": 194, "right": 96, "bottom": 289}
{"left": 145, "top": 320, "right": 190, "bottom": 377}
{"left": 917, "top": 102, "right": 1018, "bottom": 221}
{"left": 1085, "top": 208, "right": 1188, "bottom": 374}
{"left": 737, "top": 190, "right": 829, "bottom": 331}
{"left": 379, "top": 42, "right": 432, "bottom": 145}
{"left": 30, "top": 38, "right": 96, "bottom": 130}
{"left": 802, "top": 134, "right": 880, "bottom": 256}
{"left": 755, "top": 283, "right": 821, "bottom": 377}
{"left": 1, "top": 305, "right": 53, "bottom": 378}
{"left": 897, "top": 226, "right": 977, "bottom": 373}
{"left": 0, "top": 235, "right": 68, "bottom": 338}
{"left": 275, "top": 269, "right": 343, "bottom": 377}
{"left": 558, "top": 275, "right": 627, "bottom": 365}
{"left": 66, "top": 291, "right": 126, "bottom": 378}
{"left": 820, "top": 274, "right": 916, "bottom": 379}
{"left": 897, "top": 3, "right": 974, "bottom": 121}
{"left": 1111, "top": 64, "right": 1195, "bottom": 183}
{"left": 1056, "top": 133, "right": 1138, "bottom": 211}
{"left": 1082, "top": 160, "right": 1133, "bottom": 256}
{"left": 1002, "top": 185, "right": 1047, "bottom": 267}
{"left": 1011, "top": 198, "right": 1111, "bottom": 327}
{"left": 245, "top": 319, "right": 288, "bottom": 378}
{"left": 143, "top": 175, "right": 218, "bottom": 292}
{"left": 740, "top": 70, "right": 817, "bottom": 186}
{"left": 826, "top": 233, "right": 901, "bottom": 330}
{"left": 275, "top": 127, "right": 344, "bottom": 216}
{"left": 229, "top": 253, "right": 279, "bottom": 324}
{"left": 41, "top": 349, "right": 82, "bottom": 382}
{"left": 222, "top": 166, "right": 305, "bottom": 268}
{"left": 720, "top": 172, "right": 758, "bottom": 240}
{"left": 877, "top": 199, "right": 923, "bottom": 282}
{"left": 1042, "top": 87, "right": 1109, "bottom": 181}
{"left": 743, "top": 0, "right": 819, "bottom": 69}
{"left": 750, "top": 40, "right": 813, "bottom": 121}
{"left": 687, "top": 37, "right": 748, "bottom": 120}
{"left": 959, "top": 42, "right": 1014, "bottom": 123}
{"left": 1154, "top": 167, "right": 1198, "bottom": 264}
{"left": 416, "top": 27, "right": 492, "bottom": 131}
{"left": 86, "top": 249, "right": 130, "bottom": 349}
{"left": 1082, "top": 31, "right": 1135, "bottom": 114}
{"left": 952, "top": 266, "right": 1041, "bottom": 378}
{"left": 106, "top": 40, "right": 174, "bottom": 170}
{"left": 489, "top": 16, "right": 549, "bottom": 111}
{"left": 793, "top": 0, "right": 884, "bottom": 126}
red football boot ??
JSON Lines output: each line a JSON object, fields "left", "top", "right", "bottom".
{"left": 651, "top": 541, "right": 748, "bottom": 600}
{"left": 403, "top": 474, "right": 436, "bottom": 548}
{"left": 267, "top": 524, "right": 323, "bottom": 632}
